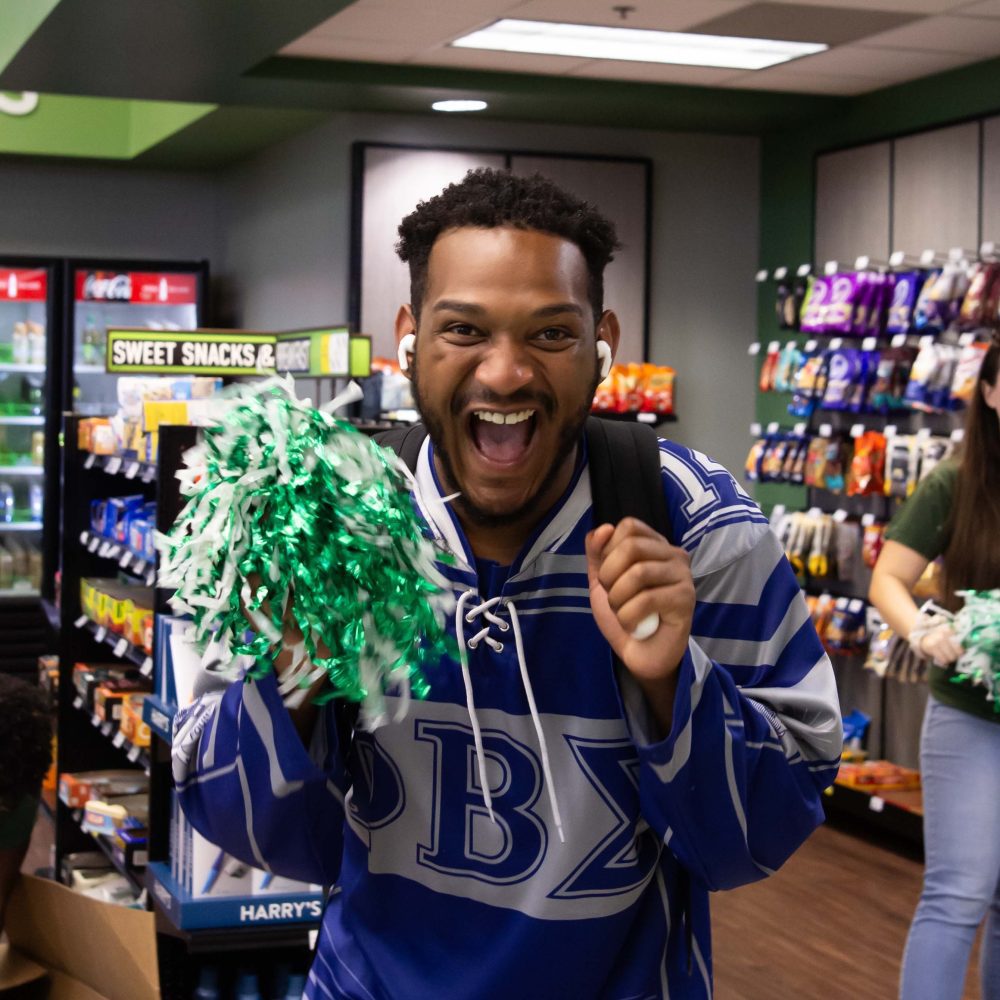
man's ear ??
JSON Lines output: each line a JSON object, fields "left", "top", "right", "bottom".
{"left": 394, "top": 305, "right": 417, "bottom": 378}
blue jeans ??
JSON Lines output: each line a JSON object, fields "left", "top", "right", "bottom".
{"left": 900, "top": 696, "right": 1000, "bottom": 1000}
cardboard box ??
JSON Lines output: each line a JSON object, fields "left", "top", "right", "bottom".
{"left": 0, "top": 874, "right": 159, "bottom": 999}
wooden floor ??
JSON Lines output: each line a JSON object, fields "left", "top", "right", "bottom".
{"left": 21, "top": 812, "right": 986, "bottom": 998}
{"left": 712, "top": 819, "right": 983, "bottom": 1000}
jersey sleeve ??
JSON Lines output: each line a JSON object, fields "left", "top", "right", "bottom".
{"left": 620, "top": 444, "right": 842, "bottom": 891}
{"left": 171, "top": 671, "right": 349, "bottom": 887}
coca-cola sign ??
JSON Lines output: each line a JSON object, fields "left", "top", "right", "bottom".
{"left": 0, "top": 268, "right": 47, "bottom": 301}
{"left": 78, "top": 271, "right": 131, "bottom": 302}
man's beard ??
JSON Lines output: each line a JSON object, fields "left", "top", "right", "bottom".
{"left": 411, "top": 355, "right": 600, "bottom": 530}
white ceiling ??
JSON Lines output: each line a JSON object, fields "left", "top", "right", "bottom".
{"left": 279, "top": 0, "right": 1000, "bottom": 96}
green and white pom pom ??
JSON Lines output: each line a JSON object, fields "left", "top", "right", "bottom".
{"left": 157, "top": 375, "right": 455, "bottom": 728}
{"left": 952, "top": 589, "right": 1000, "bottom": 709}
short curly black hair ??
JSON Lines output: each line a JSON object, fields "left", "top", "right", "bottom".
{"left": 0, "top": 673, "right": 51, "bottom": 813}
{"left": 396, "top": 168, "right": 620, "bottom": 325}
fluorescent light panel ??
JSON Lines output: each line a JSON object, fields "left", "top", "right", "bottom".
{"left": 432, "top": 99, "right": 488, "bottom": 112}
{"left": 451, "top": 19, "right": 827, "bottom": 71}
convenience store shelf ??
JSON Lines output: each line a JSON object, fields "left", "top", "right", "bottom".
{"left": 0, "top": 363, "right": 46, "bottom": 374}
{"left": 79, "top": 528, "right": 157, "bottom": 585}
{"left": 75, "top": 615, "right": 153, "bottom": 676}
{"left": 68, "top": 807, "right": 146, "bottom": 897}
{"left": 0, "top": 520, "right": 43, "bottom": 531}
{"left": 824, "top": 779, "right": 923, "bottom": 846}
{"left": 0, "top": 586, "right": 40, "bottom": 599}
{"left": 81, "top": 451, "right": 157, "bottom": 483}
{"left": 0, "top": 465, "right": 43, "bottom": 475}
{"left": 0, "top": 415, "right": 44, "bottom": 426}
{"left": 71, "top": 692, "right": 152, "bottom": 771}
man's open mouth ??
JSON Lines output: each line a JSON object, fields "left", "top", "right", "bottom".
{"left": 469, "top": 409, "right": 537, "bottom": 464}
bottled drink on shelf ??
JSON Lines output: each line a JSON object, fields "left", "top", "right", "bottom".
{"left": 0, "top": 482, "right": 13, "bottom": 522}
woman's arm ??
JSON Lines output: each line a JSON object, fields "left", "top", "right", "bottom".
{"left": 869, "top": 540, "right": 962, "bottom": 665}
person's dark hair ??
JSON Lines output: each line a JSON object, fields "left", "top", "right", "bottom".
{"left": 941, "top": 337, "right": 1000, "bottom": 610}
{"left": 396, "top": 168, "right": 621, "bottom": 325}
{"left": 0, "top": 673, "right": 51, "bottom": 813}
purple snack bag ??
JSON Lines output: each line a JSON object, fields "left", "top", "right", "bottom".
{"left": 886, "top": 271, "right": 923, "bottom": 334}
{"left": 850, "top": 272, "right": 874, "bottom": 335}
{"left": 822, "top": 348, "right": 864, "bottom": 410}
{"left": 826, "top": 272, "right": 859, "bottom": 334}
{"left": 867, "top": 271, "right": 894, "bottom": 337}
{"left": 800, "top": 275, "right": 830, "bottom": 334}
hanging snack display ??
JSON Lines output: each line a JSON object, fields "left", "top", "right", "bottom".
{"left": 157, "top": 376, "right": 455, "bottom": 728}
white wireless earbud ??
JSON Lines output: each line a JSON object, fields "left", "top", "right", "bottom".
{"left": 596, "top": 341, "right": 613, "bottom": 380}
{"left": 397, "top": 333, "right": 416, "bottom": 372}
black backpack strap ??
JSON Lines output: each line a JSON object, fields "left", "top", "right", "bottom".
{"left": 373, "top": 422, "right": 428, "bottom": 472}
{"left": 584, "top": 416, "right": 672, "bottom": 544}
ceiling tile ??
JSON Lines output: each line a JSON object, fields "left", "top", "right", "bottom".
{"left": 723, "top": 65, "right": 884, "bottom": 94}
{"left": 955, "top": 0, "right": 1000, "bottom": 16}
{"left": 564, "top": 59, "right": 742, "bottom": 84}
{"left": 298, "top": 1, "right": 498, "bottom": 44}
{"left": 861, "top": 13, "right": 1000, "bottom": 50}
{"left": 768, "top": 0, "right": 963, "bottom": 11}
{"left": 689, "top": 3, "right": 921, "bottom": 44}
{"left": 280, "top": 36, "right": 424, "bottom": 62}
{"left": 406, "top": 45, "right": 590, "bottom": 74}
{"left": 782, "top": 43, "right": 974, "bottom": 77}
{"left": 496, "top": 0, "right": 754, "bottom": 32}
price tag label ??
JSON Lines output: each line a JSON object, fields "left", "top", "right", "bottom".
{"left": 869, "top": 795, "right": 885, "bottom": 813}
{"left": 917, "top": 427, "right": 932, "bottom": 440}
{"left": 889, "top": 250, "right": 906, "bottom": 268}
{"left": 74, "top": 614, "right": 88, "bottom": 629}
{"left": 106, "top": 456, "right": 122, "bottom": 475}
{"left": 920, "top": 249, "right": 936, "bottom": 266}
{"left": 819, "top": 423, "right": 832, "bottom": 438}
{"left": 919, "top": 334, "right": 935, "bottom": 348}
{"left": 807, "top": 507, "right": 822, "bottom": 519}
{"left": 793, "top": 422, "right": 807, "bottom": 436}
{"left": 861, "top": 513, "right": 877, "bottom": 527}
{"left": 127, "top": 746, "right": 141, "bottom": 763}
{"left": 750, "top": 422, "right": 762, "bottom": 437}
{"left": 141, "top": 466, "right": 156, "bottom": 484}
{"left": 855, "top": 255, "right": 870, "bottom": 271}
{"left": 804, "top": 339, "right": 818, "bottom": 352}
{"left": 884, "top": 425, "right": 897, "bottom": 438}
{"left": 84, "top": 453, "right": 96, "bottom": 470}
{"left": 891, "top": 333, "right": 907, "bottom": 348}
{"left": 824, "top": 260, "right": 838, "bottom": 276}
{"left": 861, "top": 337, "right": 877, "bottom": 351}
{"left": 773, "top": 266, "right": 788, "bottom": 280}
{"left": 981, "top": 240, "right": 996, "bottom": 258}
{"left": 797, "top": 263, "right": 812, "bottom": 277}
{"left": 98, "top": 542, "right": 110, "bottom": 558}
{"left": 133, "top": 559, "right": 147, "bottom": 576}
{"left": 87, "top": 536, "right": 100, "bottom": 553}
{"left": 90, "top": 714, "right": 100, "bottom": 728}
{"left": 832, "top": 509, "right": 849, "bottom": 523}
{"left": 786, "top": 339, "right": 797, "bottom": 350}
{"left": 748, "top": 342, "right": 761, "bottom": 356}
{"left": 79, "top": 530, "right": 88, "bottom": 545}
{"left": 101, "top": 722, "right": 112, "bottom": 737}
{"left": 113, "top": 732, "right": 125, "bottom": 748}
{"left": 113, "top": 638, "right": 128, "bottom": 658}
{"left": 95, "top": 626, "right": 108, "bottom": 643}
{"left": 951, "top": 428, "right": 965, "bottom": 443}
{"left": 829, "top": 337, "right": 843, "bottom": 350}
{"left": 120, "top": 551, "right": 133, "bottom": 569}
{"left": 767, "top": 340, "right": 781, "bottom": 353}
{"left": 125, "top": 462, "right": 139, "bottom": 480}
{"left": 73, "top": 696, "right": 83, "bottom": 711}
{"left": 755, "top": 269, "right": 769, "bottom": 283}
{"left": 958, "top": 332, "right": 976, "bottom": 346}
{"left": 141, "top": 656, "right": 153, "bottom": 677}
{"left": 948, "top": 246, "right": 964, "bottom": 262}
{"left": 308, "top": 929, "right": 319, "bottom": 951}
{"left": 146, "top": 569, "right": 156, "bottom": 587}
{"left": 766, "top": 421, "right": 780, "bottom": 435}
{"left": 850, "top": 423, "right": 865, "bottom": 439}
{"left": 637, "top": 413, "right": 656, "bottom": 424}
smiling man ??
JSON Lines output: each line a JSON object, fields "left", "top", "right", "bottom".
{"left": 174, "top": 169, "right": 842, "bottom": 999}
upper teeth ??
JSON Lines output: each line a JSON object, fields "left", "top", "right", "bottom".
{"left": 475, "top": 410, "right": 533, "bottom": 425}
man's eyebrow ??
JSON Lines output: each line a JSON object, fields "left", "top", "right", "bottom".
{"left": 431, "top": 300, "right": 585, "bottom": 317}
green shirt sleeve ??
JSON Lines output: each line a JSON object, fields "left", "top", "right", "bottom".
{"left": 884, "top": 460, "right": 958, "bottom": 562}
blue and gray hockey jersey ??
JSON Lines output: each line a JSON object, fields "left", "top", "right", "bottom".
{"left": 173, "top": 436, "right": 842, "bottom": 999}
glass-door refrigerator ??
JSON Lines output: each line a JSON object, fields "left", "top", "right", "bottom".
{"left": 0, "top": 257, "right": 60, "bottom": 604}
{"left": 62, "top": 258, "right": 209, "bottom": 416}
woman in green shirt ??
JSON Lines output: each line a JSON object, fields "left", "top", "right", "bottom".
{"left": 870, "top": 335, "right": 1000, "bottom": 1000}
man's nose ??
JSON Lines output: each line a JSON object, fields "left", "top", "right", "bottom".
{"left": 474, "top": 338, "right": 534, "bottom": 396}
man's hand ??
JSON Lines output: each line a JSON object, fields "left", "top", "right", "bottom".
{"left": 585, "top": 519, "right": 695, "bottom": 734}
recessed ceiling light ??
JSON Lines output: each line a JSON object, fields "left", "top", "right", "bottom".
{"left": 432, "top": 99, "right": 488, "bottom": 112}
{"left": 451, "top": 19, "right": 826, "bottom": 71}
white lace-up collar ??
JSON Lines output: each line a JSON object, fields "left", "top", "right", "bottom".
{"left": 455, "top": 590, "right": 565, "bottom": 844}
